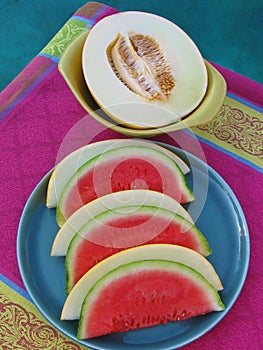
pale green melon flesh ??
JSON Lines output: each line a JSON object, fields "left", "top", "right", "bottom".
{"left": 61, "top": 244, "right": 223, "bottom": 320}
{"left": 78, "top": 259, "right": 224, "bottom": 339}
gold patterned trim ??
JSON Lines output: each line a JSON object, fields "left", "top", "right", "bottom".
{"left": 0, "top": 282, "right": 89, "bottom": 349}
{"left": 193, "top": 96, "right": 263, "bottom": 169}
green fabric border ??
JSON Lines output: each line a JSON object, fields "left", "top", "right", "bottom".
{"left": 41, "top": 19, "right": 88, "bottom": 59}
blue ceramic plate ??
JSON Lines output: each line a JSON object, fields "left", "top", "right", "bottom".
{"left": 17, "top": 145, "right": 250, "bottom": 350}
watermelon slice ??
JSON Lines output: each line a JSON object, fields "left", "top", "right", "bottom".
{"left": 56, "top": 145, "right": 194, "bottom": 226}
{"left": 46, "top": 139, "right": 190, "bottom": 208}
{"left": 61, "top": 244, "right": 223, "bottom": 320}
{"left": 66, "top": 206, "right": 211, "bottom": 293}
{"left": 77, "top": 259, "right": 225, "bottom": 339}
{"left": 51, "top": 189, "right": 194, "bottom": 256}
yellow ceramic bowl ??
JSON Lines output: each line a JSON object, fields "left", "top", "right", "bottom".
{"left": 58, "top": 31, "right": 226, "bottom": 137}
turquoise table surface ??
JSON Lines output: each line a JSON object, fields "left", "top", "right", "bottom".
{"left": 0, "top": 0, "right": 262, "bottom": 92}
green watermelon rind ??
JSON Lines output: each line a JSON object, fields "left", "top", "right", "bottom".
{"left": 65, "top": 205, "right": 212, "bottom": 294}
{"left": 56, "top": 203, "right": 64, "bottom": 228}
{"left": 56, "top": 145, "right": 195, "bottom": 227}
{"left": 77, "top": 259, "right": 225, "bottom": 339}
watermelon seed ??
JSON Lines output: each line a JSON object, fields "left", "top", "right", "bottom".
{"left": 130, "top": 319, "right": 135, "bottom": 327}
{"left": 112, "top": 314, "right": 136, "bottom": 331}
{"left": 151, "top": 315, "right": 161, "bottom": 323}
{"left": 142, "top": 315, "right": 152, "bottom": 325}
{"left": 115, "top": 182, "right": 126, "bottom": 190}
{"left": 134, "top": 294, "right": 147, "bottom": 307}
{"left": 173, "top": 309, "right": 179, "bottom": 320}
{"left": 160, "top": 315, "right": 167, "bottom": 324}
{"left": 151, "top": 291, "right": 157, "bottom": 302}
{"left": 181, "top": 310, "right": 186, "bottom": 318}
{"left": 151, "top": 292, "right": 166, "bottom": 304}
{"left": 131, "top": 179, "right": 148, "bottom": 190}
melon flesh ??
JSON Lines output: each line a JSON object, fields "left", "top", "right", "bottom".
{"left": 66, "top": 206, "right": 211, "bottom": 293}
{"left": 56, "top": 145, "right": 194, "bottom": 226}
{"left": 51, "top": 190, "right": 194, "bottom": 256}
{"left": 61, "top": 244, "right": 223, "bottom": 320}
{"left": 78, "top": 260, "right": 224, "bottom": 339}
{"left": 46, "top": 139, "right": 190, "bottom": 208}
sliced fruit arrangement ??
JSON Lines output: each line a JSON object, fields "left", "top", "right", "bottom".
{"left": 46, "top": 139, "right": 224, "bottom": 340}
{"left": 77, "top": 257, "right": 224, "bottom": 339}
{"left": 65, "top": 206, "right": 211, "bottom": 293}
{"left": 61, "top": 244, "right": 223, "bottom": 321}
{"left": 56, "top": 144, "right": 194, "bottom": 227}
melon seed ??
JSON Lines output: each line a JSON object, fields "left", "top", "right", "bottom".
{"left": 107, "top": 32, "right": 175, "bottom": 101}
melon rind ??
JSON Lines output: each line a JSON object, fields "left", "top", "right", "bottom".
{"left": 51, "top": 189, "right": 194, "bottom": 256}
{"left": 46, "top": 139, "right": 190, "bottom": 208}
{"left": 56, "top": 145, "right": 194, "bottom": 227}
{"left": 77, "top": 259, "right": 224, "bottom": 339}
{"left": 61, "top": 244, "right": 223, "bottom": 320}
{"left": 65, "top": 206, "right": 211, "bottom": 293}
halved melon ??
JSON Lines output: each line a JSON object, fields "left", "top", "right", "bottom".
{"left": 46, "top": 139, "right": 190, "bottom": 208}
{"left": 56, "top": 145, "right": 194, "bottom": 227}
{"left": 77, "top": 259, "right": 224, "bottom": 339}
{"left": 61, "top": 244, "right": 223, "bottom": 320}
{"left": 82, "top": 12, "right": 208, "bottom": 128}
{"left": 65, "top": 206, "right": 211, "bottom": 293}
{"left": 51, "top": 189, "right": 193, "bottom": 256}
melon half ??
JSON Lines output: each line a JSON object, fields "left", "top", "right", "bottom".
{"left": 77, "top": 259, "right": 224, "bottom": 339}
{"left": 65, "top": 206, "right": 211, "bottom": 293}
{"left": 61, "top": 244, "right": 223, "bottom": 320}
{"left": 56, "top": 145, "right": 194, "bottom": 227}
{"left": 82, "top": 12, "right": 208, "bottom": 128}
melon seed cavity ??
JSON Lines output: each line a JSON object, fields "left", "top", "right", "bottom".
{"left": 107, "top": 32, "right": 175, "bottom": 101}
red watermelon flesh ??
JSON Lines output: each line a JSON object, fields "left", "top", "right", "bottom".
{"left": 56, "top": 146, "right": 194, "bottom": 226}
{"left": 66, "top": 206, "right": 211, "bottom": 293}
{"left": 77, "top": 260, "right": 224, "bottom": 339}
